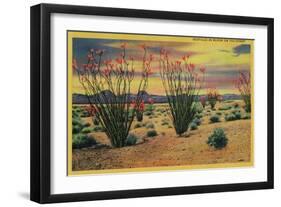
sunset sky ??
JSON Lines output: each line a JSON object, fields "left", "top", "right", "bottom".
{"left": 71, "top": 32, "right": 253, "bottom": 95}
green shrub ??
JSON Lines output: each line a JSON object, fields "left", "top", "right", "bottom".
{"left": 190, "top": 122, "right": 198, "bottom": 130}
{"left": 81, "top": 127, "right": 92, "bottom": 134}
{"left": 146, "top": 122, "right": 155, "bottom": 129}
{"left": 83, "top": 122, "right": 91, "bottom": 127}
{"left": 225, "top": 113, "right": 236, "bottom": 121}
{"left": 147, "top": 130, "right": 158, "bottom": 137}
{"left": 233, "top": 111, "right": 241, "bottom": 119}
{"left": 144, "top": 111, "right": 153, "bottom": 116}
{"left": 72, "top": 118, "right": 82, "bottom": 126}
{"left": 72, "top": 125, "right": 81, "bottom": 134}
{"left": 194, "top": 102, "right": 204, "bottom": 113}
{"left": 195, "top": 113, "right": 203, "bottom": 119}
{"left": 242, "top": 113, "right": 251, "bottom": 119}
{"left": 233, "top": 103, "right": 240, "bottom": 108}
{"left": 72, "top": 111, "right": 79, "bottom": 118}
{"left": 224, "top": 110, "right": 241, "bottom": 121}
{"left": 210, "top": 115, "right": 220, "bottom": 123}
{"left": 74, "top": 107, "right": 83, "bottom": 113}
{"left": 72, "top": 134, "right": 96, "bottom": 149}
{"left": 125, "top": 133, "right": 138, "bottom": 146}
{"left": 216, "top": 112, "right": 222, "bottom": 116}
{"left": 218, "top": 105, "right": 232, "bottom": 111}
{"left": 232, "top": 109, "right": 241, "bottom": 114}
{"left": 207, "top": 128, "right": 228, "bottom": 149}
{"left": 134, "top": 123, "right": 143, "bottom": 129}
{"left": 93, "top": 126, "right": 105, "bottom": 132}
{"left": 92, "top": 117, "right": 99, "bottom": 125}
{"left": 145, "top": 104, "right": 155, "bottom": 112}
{"left": 192, "top": 118, "right": 201, "bottom": 126}
{"left": 80, "top": 110, "right": 91, "bottom": 118}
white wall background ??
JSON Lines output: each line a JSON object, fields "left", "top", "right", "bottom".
{"left": 0, "top": 0, "right": 279, "bottom": 206}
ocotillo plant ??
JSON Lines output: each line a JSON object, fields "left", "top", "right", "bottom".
{"left": 207, "top": 87, "right": 220, "bottom": 109}
{"left": 133, "top": 100, "right": 145, "bottom": 122}
{"left": 199, "top": 96, "right": 207, "bottom": 108}
{"left": 159, "top": 49, "right": 206, "bottom": 136}
{"left": 73, "top": 43, "right": 152, "bottom": 147}
{"left": 235, "top": 71, "right": 251, "bottom": 112}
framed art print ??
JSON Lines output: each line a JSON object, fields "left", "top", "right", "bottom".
{"left": 30, "top": 3, "right": 274, "bottom": 203}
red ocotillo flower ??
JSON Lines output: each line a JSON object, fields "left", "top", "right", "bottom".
{"left": 148, "top": 98, "right": 154, "bottom": 105}
{"left": 139, "top": 100, "right": 145, "bottom": 112}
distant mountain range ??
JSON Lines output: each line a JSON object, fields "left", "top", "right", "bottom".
{"left": 72, "top": 90, "right": 242, "bottom": 104}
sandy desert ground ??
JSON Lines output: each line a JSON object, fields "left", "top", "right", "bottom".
{"left": 71, "top": 100, "right": 252, "bottom": 172}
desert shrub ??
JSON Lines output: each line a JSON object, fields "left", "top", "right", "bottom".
{"left": 72, "top": 110, "right": 79, "bottom": 118}
{"left": 224, "top": 110, "right": 241, "bottom": 120}
{"left": 81, "top": 127, "right": 92, "bottom": 134}
{"left": 72, "top": 134, "right": 96, "bottom": 149}
{"left": 147, "top": 130, "right": 158, "bottom": 137}
{"left": 72, "top": 118, "right": 82, "bottom": 126}
{"left": 218, "top": 105, "right": 232, "bottom": 111}
{"left": 144, "top": 111, "right": 153, "bottom": 116}
{"left": 190, "top": 122, "right": 198, "bottom": 130}
{"left": 93, "top": 126, "right": 105, "bottom": 132}
{"left": 83, "top": 122, "right": 91, "bottom": 127}
{"left": 168, "top": 125, "right": 173, "bottom": 128}
{"left": 80, "top": 109, "right": 92, "bottom": 117}
{"left": 192, "top": 118, "right": 201, "bottom": 126}
{"left": 161, "top": 121, "right": 169, "bottom": 126}
{"left": 194, "top": 102, "right": 204, "bottom": 114}
{"left": 233, "top": 111, "right": 241, "bottom": 119}
{"left": 195, "top": 113, "right": 203, "bottom": 119}
{"left": 72, "top": 125, "right": 81, "bottom": 134}
{"left": 224, "top": 113, "right": 236, "bottom": 121}
{"left": 207, "top": 128, "right": 228, "bottom": 149}
{"left": 145, "top": 122, "right": 155, "bottom": 129}
{"left": 74, "top": 107, "right": 83, "bottom": 113}
{"left": 134, "top": 123, "right": 143, "bottom": 129}
{"left": 232, "top": 109, "right": 241, "bottom": 114}
{"left": 145, "top": 104, "right": 155, "bottom": 112}
{"left": 210, "top": 115, "right": 220, "bottom": 123}
{"left": 159, "top": 108, "right": 167, "bottom": 113}
{"left": 233, "top": 103, "right": 240, "bottom": 108}
{"left": 216, "top": 111, "right": 222, "bottom": 116}
{"left": 92, "top": 117, "right": 99, "bottom": 125}
{"left": 242, "top": 113, "right": 251, "bottom": 119}
{"left": 125, "top": 133, "right": 138, "bottom": 146}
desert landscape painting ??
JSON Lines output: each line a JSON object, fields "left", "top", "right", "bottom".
{"left": 68, "top": 31, "right": 253, "bottom": 175}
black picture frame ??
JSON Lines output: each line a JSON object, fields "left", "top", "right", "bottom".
{"left": 30, "top": 3, "right": 274, "bottom": 204}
